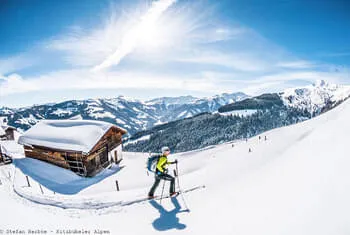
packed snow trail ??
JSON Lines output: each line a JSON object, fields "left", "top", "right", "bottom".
{"left": 0, "top": 99, "right": 350, "bottom": 234}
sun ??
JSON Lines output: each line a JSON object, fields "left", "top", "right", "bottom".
{"left": 136, "top": 0, "right": 176, "bottom": 50}
{"left": 93, "top": 0, "right": 177, "bottom": 71}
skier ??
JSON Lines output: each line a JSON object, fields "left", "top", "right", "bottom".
{"left": 148, "top": 146, "right": 178, "bottom": 199}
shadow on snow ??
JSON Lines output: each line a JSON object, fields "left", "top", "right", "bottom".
{"left": 14, "top": 158, "right": 122, "bottom": 195}
{"left": 149, "top": 197, "right": 188, "bottom": 231}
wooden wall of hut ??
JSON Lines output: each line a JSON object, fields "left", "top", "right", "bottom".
{"left": 84, "top": 128, "right": 123, "bottom": 176}
{"left": 84, "top": 146, "right": 107, "bottom": 176}
{"left": 5, "top": 129, "right": 14, "bottom": 140}
{"left": 90, "top": 128, "right": 123, "bottom": 154}
{"left": 23, "top": 146, "right": 87, "bottom": 176}
{"left": 22, "top": 126, "right": 125, "bottom": 177}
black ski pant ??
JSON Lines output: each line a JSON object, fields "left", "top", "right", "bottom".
{"left": 148, "top": 173, "right": 175, "bottom": 196}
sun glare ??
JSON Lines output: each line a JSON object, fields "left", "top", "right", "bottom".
{"left": 92, "top": 0, "right": 176, "bottom": 71}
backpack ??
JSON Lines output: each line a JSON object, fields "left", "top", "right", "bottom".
{"left": 147, "top": 154, "right": 161, "bottom": 173}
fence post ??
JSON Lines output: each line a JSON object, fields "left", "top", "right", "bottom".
{"left": 115, "top": 180, "right": 120, "bottom": 191}
{"left": 39, "top": 184, "right": 44, "bottom": 194}
{"left": 26, "top": 176, "right": 31, "bottom": 187}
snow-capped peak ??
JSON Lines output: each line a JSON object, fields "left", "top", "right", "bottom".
{"left": 313, "top": 79, "right": 328, "bottom": 88}
{"left": 281, "top": 80, "right": 350, "bottom": 114}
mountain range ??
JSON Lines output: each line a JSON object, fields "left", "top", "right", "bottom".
{"left": 125, "top": 80, "right": 350, "bottom": 153}
{"left": 0, "top": 92, "right": 248, "bottom": 135}
{"left": 1, "top": 80, "right": 349, "bottom": 153}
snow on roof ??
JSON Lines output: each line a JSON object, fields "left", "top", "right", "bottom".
{"left": 18, "top": 120, "right": 126, "bottom": 153}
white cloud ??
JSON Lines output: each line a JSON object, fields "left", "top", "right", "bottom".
{"left": 175, "top": 50, "right": 272, "bottom": 72}
{"left": 237, "top": 70, "right": 350, "bottom": 95}
{"left": 0, "top": 69, "right": 221, "bottom": 97}
{"left": 276, "top": 60, "right": 315, "bottom": 69}
{"left": 2, "top": 65, "right": 348, "bottom": 100}
{"left": 0, "top": 73, "right": 38, "bottom": 95}
{"left": 255, "top": 71, "right": 347, "bottom": 84}
{"left": 0, "top": 55, "right": 36, "bottom": 75}
{"left": 188, "top": 26, "right": 247, "bottom": 44}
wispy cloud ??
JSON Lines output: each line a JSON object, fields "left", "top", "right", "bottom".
{"left": 196, "top": 69, "right": 350, "bottom": 95}
{"left": 0, "top": 73, "right": 38, "bottom": 95}
{"left": 92, "top": 0, "right": 177, "bottom": 71}
{"left": 255, "top": 71, "right": 347, "bottom": 84}
{"left": 0, "top": 69, "right": 221, "bottom": 97}
{"left": 46, "top": 0, "right": 219, "bottom": 68}
{"left": 276, "top": 60, "right": 315, "bottom": 69}
{"left": 175, "top": 50, "right": 273, "bottom": 72}
{"left": 2, "top": 66, "right": 348, "bottom": 100}
{"left": 0, "top": 54, "right": 36, "bottom": 75}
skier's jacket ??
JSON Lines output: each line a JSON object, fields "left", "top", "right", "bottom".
{"left": 156, "top": 154, "right": 171, "bottom": 174}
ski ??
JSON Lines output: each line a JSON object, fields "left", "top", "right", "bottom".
{"left": 155, "top": 185, "right": 205, "bottom": 201}
{"left": 123, "top": 185, "right": 205, "bottom": 206}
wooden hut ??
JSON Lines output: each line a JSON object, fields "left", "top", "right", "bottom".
{"left": 0, "top": 125, "right": 16, "bottom": 140}
{"left": 0, "top": 144, "right": 13, "bottom": 165}
{"left": 18, "top": 120, "right": 127, "bottom": 177}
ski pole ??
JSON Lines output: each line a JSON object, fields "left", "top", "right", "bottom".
{"left": 175, "top": 162, "right": 189, "bottom": 211}
{"left": 159, "top": 179, "right": 166, "bottom": 205}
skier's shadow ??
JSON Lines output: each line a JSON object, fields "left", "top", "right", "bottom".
{"left": 149, "top": 197, "right": 188, "bottom": 231}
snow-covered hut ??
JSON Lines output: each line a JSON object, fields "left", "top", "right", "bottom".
{"left": 18, "top": 120, "right": 127, "bottom": 177}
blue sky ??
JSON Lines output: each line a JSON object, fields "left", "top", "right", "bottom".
{"left": 0, "top": 0, "right": 349, "bottom": 108}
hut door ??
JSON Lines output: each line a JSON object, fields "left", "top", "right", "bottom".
{"left": 99, "top": 147, "right": 109, "bottom": 166}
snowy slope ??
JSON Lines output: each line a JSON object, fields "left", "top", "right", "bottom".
{"left": 1, "top": 98, "right": 350, "bottom": 234}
